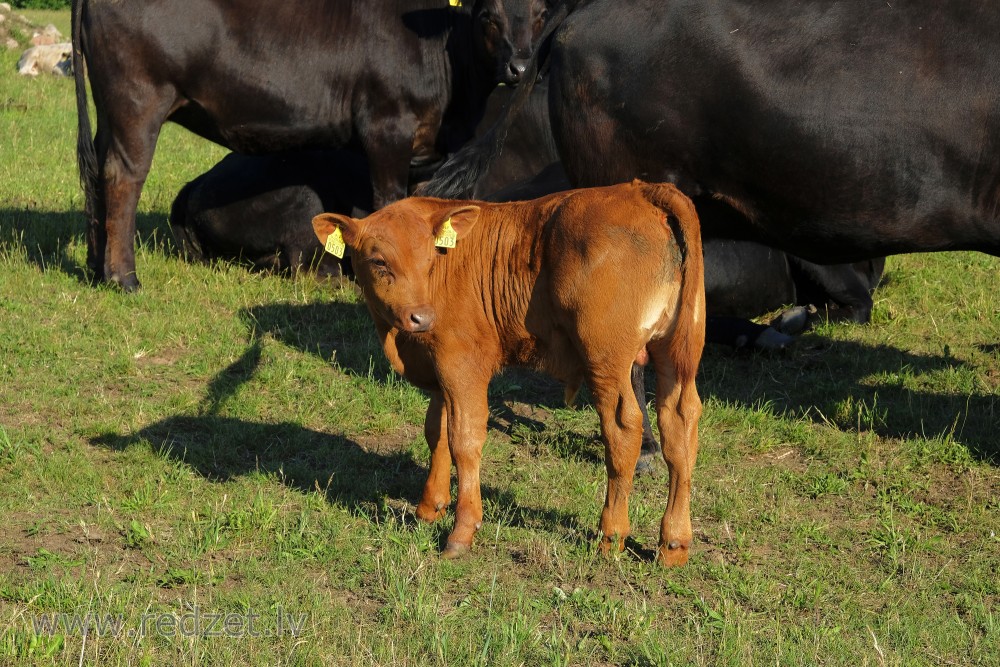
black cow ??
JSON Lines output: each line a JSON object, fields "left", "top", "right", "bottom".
{"left": 171, "top": 80, "right": 884, "bottom": 340}
{"left": 427, "top": 0, "right": 1000, "bottom": 260}
{"left": 71, "top": 0, "right": 553, "bottom": 291}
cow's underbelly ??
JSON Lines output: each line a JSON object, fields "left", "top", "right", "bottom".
{"left": 169, "top": 102, "right": 354, "bottom": 155}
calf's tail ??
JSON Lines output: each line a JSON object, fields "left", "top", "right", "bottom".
{"left": 71, "top": 0, "right": 99, "bottom": 227}
{"left": 642, "top": 182, "right": 706, "bottom": 384}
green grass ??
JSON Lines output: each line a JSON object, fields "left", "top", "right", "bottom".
{"left": 1, "top": 17, "right": 999, "bottom": 666}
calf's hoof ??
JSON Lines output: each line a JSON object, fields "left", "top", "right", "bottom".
{"left": 655, "top": 540, "right": 690, "bottom": 567}
{"left": 441, "top": 541, "right": 471, "bottom": 559}
{"left": 598, "top": 534, "right": 626, "bottom": 556}
{"left": 415, "top": 500, "right": 449, "bottom": 523}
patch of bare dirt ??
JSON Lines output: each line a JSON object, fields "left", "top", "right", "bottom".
{"left": 351, "top": 424, "right": 421, "bottom": 455}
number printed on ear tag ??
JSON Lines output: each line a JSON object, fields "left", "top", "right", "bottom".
{"left": 325, "top": 227, "right": 346, "bottom": 258}
{"left": 435, "top": 218, "right": 457, "bottom": 249}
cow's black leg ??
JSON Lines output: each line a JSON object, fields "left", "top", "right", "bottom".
{"left": 93, "top": 90, "right": 172, "bottom": 291}
{"left": 86, "top": 128, "right": 110, "bottom": 284}
{"left": 632, "top": 363, "right": 662, "bottom": 476}
{"left": 363, "top": 119, "right": 419, "bottom": 210}
{"left": 706, "top": 315, "right": 794, "bottom": 350}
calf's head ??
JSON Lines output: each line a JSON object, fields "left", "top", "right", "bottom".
{"left": 471, "top": 0, "right": 550, "bottom": 85}
{"left": 312, "top": 203, "right": 481, "bottom": 333}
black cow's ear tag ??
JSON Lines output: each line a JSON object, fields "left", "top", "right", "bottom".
{"left": 435, "top": 218, "right": 458, "bottom": 249}
{"left": 325, "top": 227, "right": 346, "bottom": 258}
{"left": 449, "top": 0, "right": 462, "bottom": 6}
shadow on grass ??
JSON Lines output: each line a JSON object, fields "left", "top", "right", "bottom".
{"left": 238, "top": 300, "right": 566, "bottom": 433}
{"left": 240, "top": 299, "right": 999, "bottom": 463}
{"left": 0, "top": 207, "right": 173, "bottom": 286}
{"left": 690, "top": 337, "right": 1000, "bottom": 463}
{"left": 90, "top": 414, "right": 588, "bottom": 550}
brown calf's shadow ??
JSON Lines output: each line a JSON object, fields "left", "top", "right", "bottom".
{"left": 240, "top": 299, "right": 999, "bottom": 464}
{"left": 90, "top": 414, "right": 589, "bottom": 551}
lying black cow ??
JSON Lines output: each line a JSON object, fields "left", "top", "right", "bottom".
{"left": 170, "top": 150, "right": 370, "bottom": 279}
{"left": 71, "top": 0, "right": 554, "bottom": 291}
{"left": 704, "top": 240, "right": 885, "bottom": 342}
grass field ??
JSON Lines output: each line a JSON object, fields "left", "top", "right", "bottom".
{"left": 1, "top": 18, "right": 999, "bottom": 666}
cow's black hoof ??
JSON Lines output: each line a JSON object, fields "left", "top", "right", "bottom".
{"left": 635, "top": 451, "right": 663, "bottom": 477}
{"left": 774, "top": 306, "right": 809, "bottom": 335}
{"left": 108, "top": 273, "right": 142, "bottom": 293}
{"left": 753, "top": 327, "right": 794, "bottom": 351}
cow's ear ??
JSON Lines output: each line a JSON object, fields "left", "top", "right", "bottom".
{"left": 433, "top": 205, "right": 480, "bottom": 248}
{"left": 313, "top": 213, "right": 361, "bottom": 258}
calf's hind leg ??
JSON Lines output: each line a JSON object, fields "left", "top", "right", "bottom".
{"left": 648, "top": 340, "right": 702, "bottom": 566}
{"left": 589, "top": 367, "right": 646, "bottom": 554}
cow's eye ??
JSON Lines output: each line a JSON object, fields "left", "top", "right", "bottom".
{"left": 479, "top": 11, "right": 498, "bottom": 28}
{"left": 369, "top": 257, "right": 390, "bottom": 274}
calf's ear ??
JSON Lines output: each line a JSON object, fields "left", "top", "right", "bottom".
{"left": 433, "top": 206, "right": 480, "bottom": 248}
{"left": 312, "top": 213, "right": 362, "bottom": 258}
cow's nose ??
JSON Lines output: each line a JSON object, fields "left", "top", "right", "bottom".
{"left": 506, "top": 60, "right": 527, "bottom": 84}
{"left": 405, "top": 306, "right": 436, "bottom": 333}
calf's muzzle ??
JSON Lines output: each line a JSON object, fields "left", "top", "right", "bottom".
{"left": 402, "top": 305, "right": 436, "bottom": 333}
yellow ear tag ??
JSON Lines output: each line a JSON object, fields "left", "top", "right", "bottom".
{"left": 449, "top": 0, "right": 462, "bottom": 6}
{"left": 324, "top": 227, "right": 346, "bottom": 258}
{"left": 435, "top": 218, "right": 458, "bottom": 249}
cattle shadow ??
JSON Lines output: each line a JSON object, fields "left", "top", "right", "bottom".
{"left": 680, "top": 336, "right": 1000, "bottom": 463}
{"left": 0, "top": 208, "right": 171, "bottom": 286}
{"left": 90, "top": 415, "right": 589, "bottom": 548}
{"left": 232, "top": 298, "right": 999, "bottom": 464}
{"left": 239, "top": 300, "right": 565, "bottom": 432}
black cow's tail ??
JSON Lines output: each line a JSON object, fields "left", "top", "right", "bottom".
{"left": 168, "top": 178, "right": 206, "bottom": 262}
{"left": 418, "top": 0, "right": 573, "bottom": 199}
{"left": 72, "top": 0, "right": 98, "bottom": 233}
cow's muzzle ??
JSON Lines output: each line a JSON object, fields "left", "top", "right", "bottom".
{"left": 503, "top": 58, "right": 529, "bottom": 85}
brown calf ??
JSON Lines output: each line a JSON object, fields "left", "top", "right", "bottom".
{"left": 312, "top": 180, "right": 705, "bottom": 565}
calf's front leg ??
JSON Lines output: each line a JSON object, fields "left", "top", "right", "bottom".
{"left": 439, "top": 379, "right": 490, "bottom": 559}
{"left": 416, "top": 391, "right": 452, "bottom": 522}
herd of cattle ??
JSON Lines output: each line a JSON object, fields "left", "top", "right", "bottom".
{"left": 70, "top": 0, "right": 1000, "bottom": 563}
